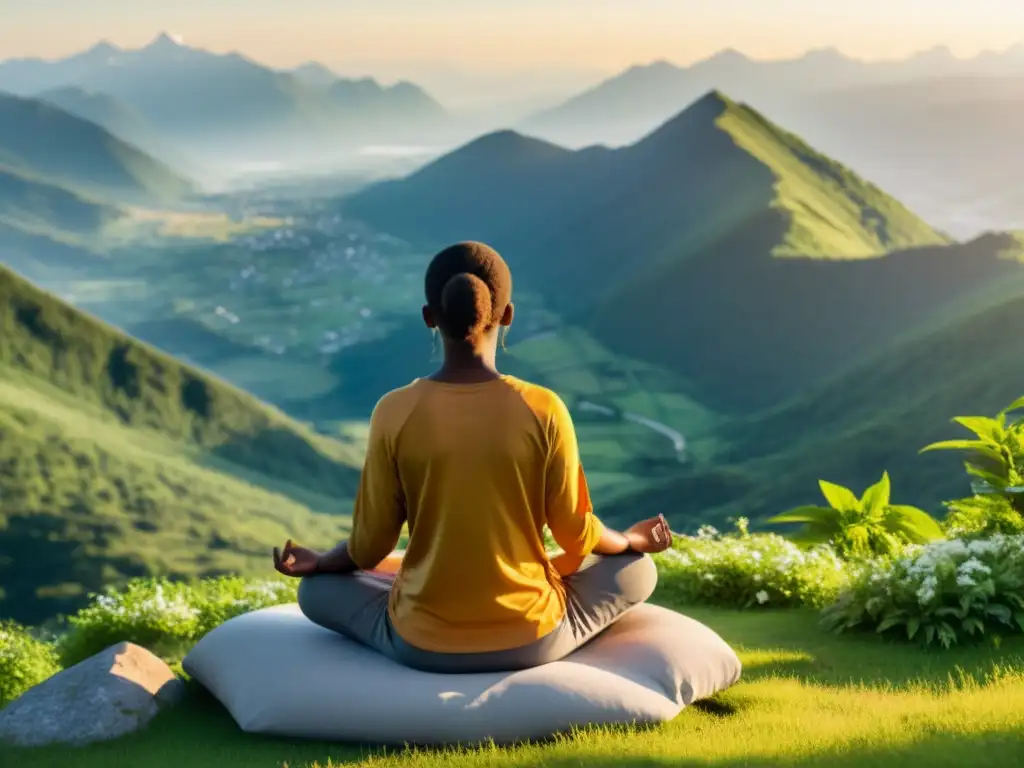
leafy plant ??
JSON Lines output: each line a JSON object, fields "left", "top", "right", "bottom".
{"left": 654, "top": 519, "right": 851, "bottom": 610}
{"left": 821, "top": 535, "right": 1024, "bottom": 648}
{"left": 943, "top": 495, "right": 1024, "bottom": 539}
{"left": 768, "top": 472, "right": 944, "bottom": 559}
{"left": 0, "top": 621, "right": 60, "bottom": 707}
{"left": 59, "top": 577, "right": 298, "bottom": 666}
{"left": 921, "top": 396, "right": 1024, "bottom": 513}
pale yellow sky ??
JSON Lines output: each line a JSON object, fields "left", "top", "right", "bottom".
{"left": 2, "top": 0, "right": 1022, "bottom": 76}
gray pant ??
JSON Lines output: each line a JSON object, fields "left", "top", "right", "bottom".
{"left": 297, "top": 552, "right": 658, "bottom": 674}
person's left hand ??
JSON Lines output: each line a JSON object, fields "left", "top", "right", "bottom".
{"left": 272, "top": 539, "right": 321, "bottom": 577}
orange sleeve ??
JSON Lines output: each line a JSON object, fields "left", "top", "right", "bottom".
{"left": 544, "top": 393, "right": 604, "bottom": 557}
{"left": 346, "top": 398, "right": 406, "bottom": 570}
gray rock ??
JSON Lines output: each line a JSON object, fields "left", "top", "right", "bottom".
{"left": 0, "top": 642, "right": 185, "bottom": 747}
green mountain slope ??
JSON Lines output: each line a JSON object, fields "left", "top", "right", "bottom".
{"left": 36, "top": 86, "right": 167, "bottom": 158}
{"left": 0, "top": 92, "right": 193, "bottom": 204}
{"left": 606, "top": 269, "right": 1024, "bottom": 530}
{"left": 346, "top": 91, "right": 992, "bottom": 412}
{"left": 0, "top": 166, "right": 120, "bottom": 235}
{"left": 0, "top": 263, "right": 363, "bottom": 623}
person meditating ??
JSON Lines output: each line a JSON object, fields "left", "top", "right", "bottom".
{"left": 271, "top": 241, "right": 673, "bottom": 674}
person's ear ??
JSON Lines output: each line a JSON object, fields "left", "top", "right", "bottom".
{"left": 500, "top": 303, "right": 514, "bottom": 327}
{"left": 422, "top": 305, "right": 437, "bottom": 329}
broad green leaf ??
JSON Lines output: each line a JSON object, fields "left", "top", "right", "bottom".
{"left": 986, "top": 604, "right": 1013, "bottom": 624}
{"left": 920, "top": 440, "right": 1005, "bottom": 464}
{"left": 937, "top": 622, "right": 957, "bottom": 649}
{"left": 766, "top": 506, "right": 833, "bottom": 525}
{"left": 953, "top": 416, "right": 1004, "bottom": 442}
{"left": 924, "top": 625, "right": 936, "bottom": 646}
{"left": 1016, "top": 612, "right": 1024, "bottom": 632}
{"left": 818, "top": 480, "right": 859, "bottom": 511}
{"left": 876, "top": 615, "right": 904, "bottom": 633}
{"left": 885, "top": 505, "right": 945, "bottom": 542}
{"left": 906, "top": 617, "right": 921, "bottom": 640}
{"left": 1000, "top": 396, "right": 1024, "bottom": 417}
{"left": 860, "top": 472, "right": 891, "bottom": 515}
{"left": 962, "top": 617, "right": 985, "bottom": 635}
{"left": 786, "top": 518, "right": 841, "bottom": 547}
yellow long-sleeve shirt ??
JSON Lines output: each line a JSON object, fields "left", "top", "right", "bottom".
{"left": 345, "top": 375, "right": 604, "bottom": 653}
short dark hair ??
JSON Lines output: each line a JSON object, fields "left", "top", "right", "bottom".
{"left": 425, "top": 242, "right": 512, "bottom": 341}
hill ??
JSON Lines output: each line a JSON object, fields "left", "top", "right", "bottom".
{"left": 0, "top": 35, "right": 448, "bottom": 160}
{"left": 520, "top": 44, "right": 1024, "bottom": 148}
{"left": 605, "top": 266, "right": 1024, "bottom": 530}
{"left": 347, "top": 91, "right": 1013, "bottom": 412}
{"left": 0, "top": 92, "right": 193, "bottom": 204}
{"left": 0, "top": 166, "right": 121, "bottom": 236}
{"left": 779, "top": 76, "right": 1024, "bottom": 237}
{"left": 0, "top": 263, "right": 364, "bottom": 623}
{"left": 36, "top": 86, "right": 164, "bottom": 156}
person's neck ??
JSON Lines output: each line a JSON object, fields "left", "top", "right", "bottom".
{"left": 431, "top": 340, "right": 501, "bottom": 383}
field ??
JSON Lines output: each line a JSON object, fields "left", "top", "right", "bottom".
{"left": 8, "top": 600, "right": 1024, "bottom": 768}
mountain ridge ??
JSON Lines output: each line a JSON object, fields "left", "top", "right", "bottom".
{"left": 0, "top": 261, "right": 364, "bottom": 622}
{"left": 345, "top": 90, "right": 1017, "bottom": 413}
{"left": 0, "top": 92, "right": 194, "bottom": 204}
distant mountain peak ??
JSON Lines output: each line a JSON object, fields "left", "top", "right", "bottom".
{"left": 802, "top": 46, "right": 848, "bottom": 62}
{"left": 88, "top": 40, "right": 121, "bottom": 56}
{"left": 144, "top": 32, "right": 187, "bottom": 51}
{"left": 912, "top": 44, "right": 956, "bottom": 61}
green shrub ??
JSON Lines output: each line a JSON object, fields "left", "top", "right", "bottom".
{"left": 0, "top": 621, "right": 60, "bottom": 707}
{"left": 768, "top": 472, "right": 944, "bottom": 559}
{"left": 944, "top": 495, "right": 1024, "bottom": 539}
{"left": 821, "top": 535, "right": 1024, "bottom": 648}
{"left": 654, "top": 519, "right": 851, "bottom": 609}
{"left": 921, "top": 397, "right": 1024, "bottom": 513}
{"left": 59, "top": 577, "right": 298, "bottom": 666}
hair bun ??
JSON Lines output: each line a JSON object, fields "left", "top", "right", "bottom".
{"left": 440, "top": 272, "right": 492, "bottom": 341}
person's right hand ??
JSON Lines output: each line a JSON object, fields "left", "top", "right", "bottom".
{"left": 624, "top": 514, "right": 673, "bottom": 553}
{"left": 272, "top": 539, "right": 321, "bottom": 577}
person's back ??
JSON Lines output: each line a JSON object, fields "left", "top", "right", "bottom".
{"left": 272, "top": 241, "right": 673, "bottom": 674}
{"left": 354, "top": 376, "right": 598, "bottom": 653}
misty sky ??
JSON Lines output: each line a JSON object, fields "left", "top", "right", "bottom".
{"left": 2, "top": 0, "right": 1022, "bottom": 76}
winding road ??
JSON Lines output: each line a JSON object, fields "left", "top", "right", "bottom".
{"left": 578, "top": 400, "right": 687, "bottom": 462}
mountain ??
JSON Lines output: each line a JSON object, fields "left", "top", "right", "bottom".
{"left": 0, "top": 41, "right": 122, "bottom": 96}
{"left": 0, "top": 262, "right": 364, "bottom": 623}
{"left": 521, "top": 44, "right": 1024, "bottom": 148}
{"left": 345, "top": 91, "right": 1024, "bottom": 413}
{"left": 36, "top": 86, "right": 160, "bottom": 153}
{"left": 0, "top": 35, "right": 448, "bottom": 160}
{"left": 605, "top": 251, "right": 1024, "bottom": 528}
{"left": 0, "top": 92, "right": 193, "bottom": 203}
{"left": 0, "top": 166, "right": 120, "bottom": 236}
{"left": 291, "top": 61, "right": 339, "bottom": 89}
{"left": 779, "top": 76, "right": 1024, "bottom": 236}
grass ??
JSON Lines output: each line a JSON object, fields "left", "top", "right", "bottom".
{"left": 7, "top": 603, "right": 1024, "bottom": 767}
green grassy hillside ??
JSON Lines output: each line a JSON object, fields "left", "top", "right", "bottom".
{"left": 0, "top": 263, "right": 363, "bottom": 623}
{"left": 0, "top": 93, "right": 193, "bottom": 204}
{"left": 605, "top": 281, "right": 1024, "bottom": 530}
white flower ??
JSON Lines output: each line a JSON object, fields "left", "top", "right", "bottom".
{"left": 956, "top": 574, "right": 977, "bottom": 587}
{"left": 755, "top": 590, "right": 769, "bottom": 604}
